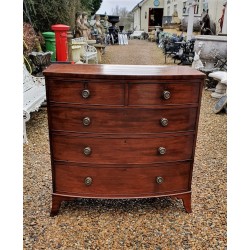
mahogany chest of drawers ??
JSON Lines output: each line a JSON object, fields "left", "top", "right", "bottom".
{"left": 43, "top": 64, "right": 205, "bottom": 216}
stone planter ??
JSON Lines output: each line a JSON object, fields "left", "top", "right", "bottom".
{"left": 180, "top": 15, "right": 201, "bottom": 32}
{"left": 28, "top": 51, "right": 53, "bottom": 76}
{"left": 71, "top": 45, "right": 82, "bottom": 63}
{"left": 194, "top": 35, "right": 227, "bottom": 69}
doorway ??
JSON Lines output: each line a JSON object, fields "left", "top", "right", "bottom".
{"left": 148, "top": 8, "right": 163, "bottom": 29}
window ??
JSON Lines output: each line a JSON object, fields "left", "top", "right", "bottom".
{"left": 194, "top": 0, "right": 200, "bottom": 14}
{"left": 203, "top": 0, "right": 208, "bottom": 12}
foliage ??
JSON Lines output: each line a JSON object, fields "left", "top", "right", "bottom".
{"left": 111, "top": 6, "right": 134, "bottom": 31}
{"left": 23, "top": 0, "right": 103, "bottom": 32}
{"left": 81, "top": 0, "right": 103, "bottom": 16}
{"left": 23, "top": 23, "right": 37, "bottom": 57}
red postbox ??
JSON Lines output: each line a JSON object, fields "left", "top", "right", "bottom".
{"left": 51, "top": 24, "right": 70, "bottom": 61}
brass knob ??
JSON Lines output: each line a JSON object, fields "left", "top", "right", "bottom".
{"left": 83, "top": 117, "right": 91, "bottom": 126}
{"left": 163, "top": 90, "right": 171, "bottom": 100}
{"left": 83, "top": 147, "right": 92, "bottom": 156}
{"left": 156, "top": 176, "right": 164, "bottom": 184}
{"left": 82, "top": 89, "right": 90, "bottom": 99}
{"left": 158, "top": 147, "right": 166, "bottom": 155}
{"left": 160, "top": 118, "right": 168, "bottom": 127}
{"left": 84, "top": 177, "right": 92, "bottom": 186}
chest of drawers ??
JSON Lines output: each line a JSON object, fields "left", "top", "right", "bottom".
{"left": 43, "top": 64, "right": 205, "bottom": 216}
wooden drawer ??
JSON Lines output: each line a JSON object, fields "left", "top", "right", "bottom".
{"left": 54, "top": 162, "right": 191, "bottom": 197}
{"left": 46, "top": 79, "right": 124, "bottom": 106}
{"left": 49, "top": 106, "right": 198, "bottom": 134}
{"left": 128, "top": 81, "right": 200, "bottom": 105}
{"left": 51, "top": 134, "right": 194, "bottom": 164}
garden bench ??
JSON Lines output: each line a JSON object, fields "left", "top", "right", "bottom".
{"left": 23, "top": 64, "right": 46, "bottom": 143}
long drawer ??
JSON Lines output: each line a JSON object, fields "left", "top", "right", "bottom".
{"left": 51, "top": 134, "right": 195, "bottom": 164}
{"left": 54, "top": 162, "right": 191, "bottom": 197}
{"left": 49, "top": 106, "right": 198, "bottom": 134}
{"left": 46, "top": 79, "right": 125, "bottom": 106}
{"left": 128, "top": 81, "right": 200, "bottom": 105}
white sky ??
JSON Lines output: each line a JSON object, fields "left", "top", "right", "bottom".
{"left": 97, "top": 0, "right": 141, "bottom": 15}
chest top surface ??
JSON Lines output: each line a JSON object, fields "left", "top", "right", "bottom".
{"left": 43, "top": 64, "right": 205, "bottom": 80}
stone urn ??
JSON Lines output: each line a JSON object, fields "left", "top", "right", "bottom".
{"left": 29, "top": 51, "right": 53, "bottom": 76}
{"left": 194, "top": 35, "right": 227, "bottom": 69}
{"left": 71, "top": 45, "right": 83, "bottom": 64}
{"left": 180, "top": 15, "right": 201, "bottom": 32}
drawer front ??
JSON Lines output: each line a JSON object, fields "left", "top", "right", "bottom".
{"left": 128, "top": 82, "right": 200, "bottom": 105}
{"left": 47, "top": 79, "right": 124, "bottom": 105}
{"left": 54, "top": 162, "right": 191, "bottom": 197}
{"left": 49, "top": 106, "right": 197, "bottom": 134}
{"left": 51, "top": 134, "right": 194, "bottom": 164}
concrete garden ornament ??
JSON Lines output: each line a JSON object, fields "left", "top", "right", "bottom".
{"left": 192, "top": 50, "right": 204, "bottom": 70}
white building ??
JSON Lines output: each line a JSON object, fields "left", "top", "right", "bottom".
{"left": 132, "top": 0, "right": 227, "bottom": 34}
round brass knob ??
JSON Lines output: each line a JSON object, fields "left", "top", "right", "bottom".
{"left": 156, "top": 176, "right": 164, "bottom": 184}
{"left": 163, "top": 90, "right": 171, "bottom": 100}
{"left": 82, "top": 89, "right": 90, "bottom": 99}
{"left": 83, "top": 117, "right": 91, "bottom": 126}
{"left": 83, "top": 147, "right": 92, "bottom": 156}
{"left": 84, "top": 177, "right": 92, "bottom": 186}
{"left": 158, "top": 147, "right": 166, "bottom": 155}
{"left": 160, "top": 118, "right": 168, "bottom": 127}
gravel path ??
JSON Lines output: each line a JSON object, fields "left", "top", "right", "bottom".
{"left": 101, "top": 39, "right": 174, "bottom": 65}
{"left": 23, "top": 40, "right": 227, "bottom": 249}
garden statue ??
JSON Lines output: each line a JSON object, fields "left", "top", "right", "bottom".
{"left": 218, "top": 1, "right": 227, "bottom": 33}
{"left": 200, "top": 10, "right": 216, "bottom": 35}
{"left": 94, "top": 14, "right": 105, "bottom": 43}
{"left": 80, "top": 12, "right": 91, "bottom": 39}
{"left": 74, "top": 11, "right": 83, "bottom": 38}
{"left": 172, "top": 10, "right": 180, "bottom": 24}
{"left": 192, "top": 50, "right": 204, "bottom": 70}
{"left": 95, "top": 15, "right": 104, "bottom": 35}
{"left": 102, "top": 15, "right": 110, "bottom": 33}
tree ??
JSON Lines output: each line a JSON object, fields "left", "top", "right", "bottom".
{"left": 23, "top": 0, "right": 103, "bottom": 32}
{"left": 81, "top": 0, "right": 103, "bottom": 16}
{"left": 111, "top": 6, "right": 134, "bottom": 31}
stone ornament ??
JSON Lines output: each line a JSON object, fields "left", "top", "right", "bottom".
{"left": 208, "top": 71, "right": 227, "bottom": 99}
{"left": 192, "top": 50, "right": 204, "bottom": 70}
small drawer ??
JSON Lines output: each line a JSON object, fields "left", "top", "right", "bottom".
{"left": 128, "top": 81, "right": 200, "bottom": 105}
{"left": 51, "top": 134, "right": 194, "bottom": 164}
{"left": 46, "top": 79, "right": 124, "bottom": 106}
{"left": 54, "top": 162, "right": 191, "bottom": 197}
{"left": 49, "top": 106, "right": 198, "bottom": 134}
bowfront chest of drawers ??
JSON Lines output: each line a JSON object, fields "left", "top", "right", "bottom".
{"left": 43, "top": 64, "right": 205, "bottom": 216}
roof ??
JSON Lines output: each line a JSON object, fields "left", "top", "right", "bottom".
{"left": 131, "top": 0, "right": 149, "bottom": 12}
